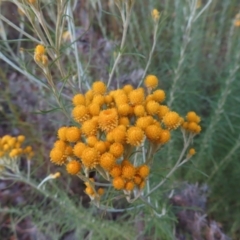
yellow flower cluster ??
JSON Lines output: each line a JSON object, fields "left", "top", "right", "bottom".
{"left": 182, "top": 111, "right": 201, "bottom": 134}
{"left": 50, "top": 75, "right": 201, "bottom": 199}
{"left": 34, "top": 45, "right": 48, "bottom": 66}
{"left": 0, "top": 135, "right": 34, "bottom": 159}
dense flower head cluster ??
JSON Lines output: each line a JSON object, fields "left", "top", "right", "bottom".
{"left": 182, "top": 111, "right": 201, "bottom": 134}
{"left": 0, "top": 134, "right": 34, "bottom": 159}
{"left": 50, "top": 75, "right": 201, "bottom": 200}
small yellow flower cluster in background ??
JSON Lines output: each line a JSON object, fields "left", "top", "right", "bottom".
{"left": 34, "top": 45, "right": 48, "bottom": 66}
{"left": 49, "top": 75, "right": 201, "bottom": 201}
{"left": 151, "top": 9, "right": 160, "bottom": 22}
{"left": 182, "top": 111, "right": 201, "bottom": 134}
{"left": 0, "top": 135, "right": 34, "bottom": 159}
{"left": 234, "top": 13, "right": 240, "bottom": 27}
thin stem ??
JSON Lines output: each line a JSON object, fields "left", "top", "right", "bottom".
{"left": 138, "top": 22, "right": 159, "bottom": 88}
{"left": 107, "top": 4, "right": 132, "bottom": 88}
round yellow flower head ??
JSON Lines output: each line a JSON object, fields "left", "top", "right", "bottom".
{"left": 66, "top": 127, "right": 81, "bottom": 142}
{"left": 92, "top": 95, "right": 105, "bottom": 106}
{"left": 122, "top": 164, "right": 136, "bottom": 179}
{"left": 9, "top": 149, "right": 20, "bottom": 158}
{"left": 145, "top": 125, "right": 162, "bottom": 142}
{"left": 92, "top": 81, "right": 107, "bottom": 95}
{"left": 153, "top": 89, "right": 165, "bottom": 103}
{"left": 114, "top": 92, "right": 128, "bottom": 106}
{"left": 123, "top": 84, "right": 134, "bottom": 94}
{"left": 58, "top": 127, "right": 68, "bottom": 141}
{"left": 144, "top": 75, "right": 158, "bottom": 89}
{"left": 188, "top": 148, "right": 196, "bottom": 156}
{"left": 72, "top": 94, "right": 85, "bottom": 106}
{"left": 98, "top": 188, "right": 104, "bottom": 196}
{"left": 98, "top": 108, "right": 118, "bottom": 132}
{"left": 110, "top": 164, "right": 122, "bottom": 178}
{"left": 118, "top": 117, "right": 129, "bottom": 126}
{"left": 85, "top": 90, "right": 94, "bottom": 105}
{"left": 94, "top": 141, "right": 107, "bottom": 154}
{"left": 125, "top": 181, "right": 135, "bottom": 191}
{"left": 158, "top": 130, "right": 171, "bottom": 144}
{"left": 85, "top": 186, "right": 95, "bottom": 196}
{"left": 64, "top": 145, "right": 73, "bottom": 156}
{"left": 128, "top": 88, "right": 145, "bottom": 106}
{"left": 134, "top": 105, "right": 146, "bottom": 117}
{"left": 146, "top": 100, "right": 160, "bottom": 115}
{"left": 66, "top": 160, "right": 81, "bottom": 175}
{"left": 86, "top": 136, "right": 98, "bottom": 147}
{"left": 111, "top": 127, "right": 126, "bottom": 144}
{"left": 53, "top": 140, "right": 67, "bottom": 150}
{"left": 127, "top": 126, "right": 144, "bottom": 146}
{"left": 35, "top": 45, "right": 45, "bottom": 55}
{"left": 187, "top": 122, "right": 201, "bottom": 134}
{"left": 82, "top": 119, "right": 98, "bottom": 136}
{"left": 17, "top": 135, "right": 25, "bottom": 143}
{"left": 81, "top": 147, "right": 99, "bottom": 169}
{"left": 50, "top": 148, "right": 66, "bottom": 165}
{"left": 158, "top": 106, "right": 169, "bottom": 119}
{"left": 73, "top": 142, "right": 87, "bottom": 158}
{"left": 72, "top": 105, "right": 90, "bottom": 123}
{"left": 151, "top": 9, "right": 160, "bottom": 21}
{"left": 109, "top": 142, "right": 124, "bottom": 158}
{"left": 106, "top": 131, "right": 114, "bottom": 143}
{"left": 117, "top": 104, "right": 131, "bottom": 116}
{"left": 186, "top": 111, "right": 201, "bottom": 124}
{"left": 162, "top": 111, "right": 181, "bottom": 130}
{"left": 138, "top": 165, "right": 150, "bottom": 178}
{"left": 134, "top": 175, "right": 142, "bottom": 185}
{"left": 104, "top": 95, "right": 113, "bottom": 104}
{"left": 88, "top": 103, "right": 100, "bottom": 116}
{"left": 100, "top": 152, "right": 116, "bottom": 171}
{"left": 136, "top": 117, "right": 151, "bottom": 130}
{"left": 112, "top": 176, "right": 125, "bottom": 190}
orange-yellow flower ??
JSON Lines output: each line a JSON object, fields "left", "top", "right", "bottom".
{"left": 72, "top": 94, "right": 85, "bottom": 106}
{"left": 152, "top": 89, "right": 165, "bottom": 103}
{"left": 73, "top": 142, "right": 87, "bottom": 158}
{"left": 112, "top": 176, "right": 125, "bottom": 190}
{"left": 162, "top": 111, "right": 181, "bottom": 130}
{"left": 145, "top": 125, "right": 162, "bottom": 142}
{"left": 123, "top": 84, "right": 134, "bottom": 94}
{"left": 158, "top": 105, "right": 170, "bottom": 119}
{"left": 122, "top": 164, "right": 136, "bottom": 179}
{"left": 66, "top": 160, "right": 81, "bottom": 174}
{"left": 72, "top": 105, "right": 90, "bottom": 123}
{"left": 109, "top": 142, "right": 124, "bottom": 158}
{"left": 125, "top": 181, "right": 135, "bottom": 191}
{"left": 128, "top": 88, "right": 145, "bottom": 106}
{"left": 146, "top": 100, "right": 160, "bottom": 115}
{"left": 188, "top": 148, "right": 196, "bottom": 156}
{"left": 138, "top": 165, "right": 150, "bottom": 178}
{"left": 58, "top": 127, "right": 68, "bottom": 141}
{"left": 133, "top": 105, "right": 145, "bottom": 117}
{"left": 110, "top": 164, "right": 122, "bottom": 178}
{"left": 100, "top": 152, "right": 116, "bottom": 171}
{"left": 111, "top": 127, "right": 126, "bottom": 144}
{"left": 50, "top": 148, "right": 66, "bottom": 165}
{"left": 66, "top": 127, "right": 81, "bottom": 142}
{"left": 88, "top": 103, "right": 101, "bottom": 116}
{"left": 158, "top": 130, "right": 171, "bottom": 144}
{"left": 144, "top": 75, "right": 158, "bottom": 89}
{"left": 98, "top": 108, "right": 118, "bottom": 132}
{"left": 81, "top": 147, "right": 99, "bottom": 169}
{"left": 92, "top": 81, "right": 107, "bottom": 95}
{"left": 81, "top": 119, "right": 98, "bottom": 136}
{"left": 186, "top": 111, "right": 201, "bottom": 124}
{"left": 126, "top": 126, "right": 144, "bottom": 146}
{"left": 94, "top": 141, "right": 107, "bottom": 154}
